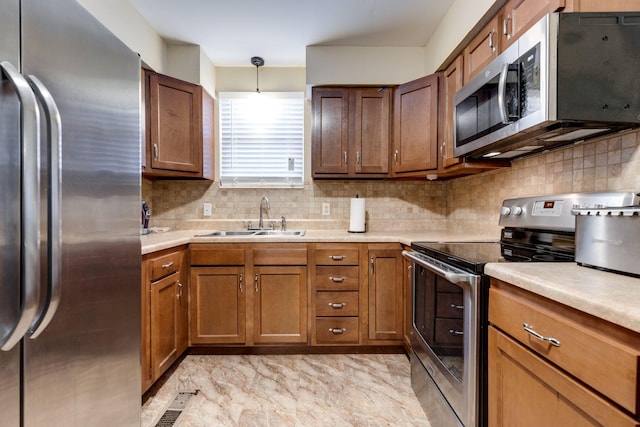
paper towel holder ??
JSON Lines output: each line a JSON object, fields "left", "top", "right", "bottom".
{"left": 348, "top": 194, "right": 367, "bottom": 233}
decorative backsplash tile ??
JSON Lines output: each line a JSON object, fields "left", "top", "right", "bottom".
{"left": 144, "top": 129, "right": 639, "bottom": 236}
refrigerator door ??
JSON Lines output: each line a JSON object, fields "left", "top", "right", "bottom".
{"left": 0, "top": 1, "right": 22, "bottom": 425}
{"left": 21, "top": 1, "right": 142, "bottom": 426}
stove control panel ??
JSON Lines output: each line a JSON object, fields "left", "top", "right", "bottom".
{"left": 499, "top": 191, "right": 640, "bottom": 232}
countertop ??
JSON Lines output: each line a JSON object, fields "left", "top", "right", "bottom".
{"left": 486, "top": 263, "right": 640, "bottom": 334}
{"left": 140, "top": 229, "right": 498, "bottom": 255}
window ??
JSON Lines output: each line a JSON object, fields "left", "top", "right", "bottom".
{"left": 219, "top": 92, "right": 304, "bottom": 187}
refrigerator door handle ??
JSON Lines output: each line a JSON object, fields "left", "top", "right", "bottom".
{"left": 0, "top": 61, "right": 41, "bottom": 351}
{"left": 27, "top": 75, "right": 62, "bottom": 339}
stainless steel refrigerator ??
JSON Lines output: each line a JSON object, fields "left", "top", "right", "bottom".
{"left": 0, "top": 0, "right": 141, "bottom": 425}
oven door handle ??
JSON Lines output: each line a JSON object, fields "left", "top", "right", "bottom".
{"left": 402, "top": 250, "right": 473, "bottom": 284}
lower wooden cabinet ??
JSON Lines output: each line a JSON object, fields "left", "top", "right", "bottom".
{"left": 367, "top": 245, "right": 404, "bottom": 342}
{"left": 141, "top": 246, "right": 188, "bottom": 394}
{"left": 252, "top": 265, "right": 307, "bottom": 344}
{"left": 190, "top": 266, "right": 246, "bottom": 345}
{"left": 189, "top": 243, "right": 308, "bottom": 346}
{"left": 489, "top": 279, "right": 640, "bottom": 426}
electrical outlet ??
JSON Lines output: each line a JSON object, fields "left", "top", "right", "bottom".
{"left": 322, "top": 203, "right": 330, "bottom": 216}
{"left": 203, "top": 203, "right": 212, "bottom": 217}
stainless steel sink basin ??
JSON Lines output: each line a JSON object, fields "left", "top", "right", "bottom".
{"left": 196, "top": 230, "right": 257, "bottom": 237}
{"left": 253, "top": 230, "right": 306, "bottom": 236}
{"left": 195, "top": 229, "right": 306, "bottom": 237}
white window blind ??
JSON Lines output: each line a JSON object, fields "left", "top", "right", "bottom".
{"left": 219, "top": 92, "right": 304, "bottom": 187}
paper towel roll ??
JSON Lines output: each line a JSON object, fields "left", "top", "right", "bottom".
{"left": 349, "top": 197, "right": 366, "bottom": 233}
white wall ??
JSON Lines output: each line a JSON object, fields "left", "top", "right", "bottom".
{"left": 77, "top": 0, "right": 166, "bottom": 72}
{"left": 305, "top": 46, "right": 427, "bottom": 86}
{"left": 423, "top": 0, "right": 501, "bottom": 72}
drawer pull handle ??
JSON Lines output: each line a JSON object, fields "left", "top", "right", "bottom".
{"left": 330, "top": 255, "right": 346, "bottom": 261}
{"left": 449, "top": 329, "right": 464, "bottom": 336}
{"left": 329, "top": 303, "right": 346, "bottom": 309}
{"left": 161, "top": 261, "right": 174, "bottom": 269}
{"left": 329, "top": 276, "right": 345, "bottom": 283}
{"left": 523, "top": 323, "right": 561, "bottom": 347}
{"left": 329, "top": 328, "right": 346, "bottom": 335}
{"left": 450, "top": 303, "right": 464, "bottom": 310}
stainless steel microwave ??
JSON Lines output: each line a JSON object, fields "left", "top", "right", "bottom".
{"left": 453, "top": 12, "right": 640, "bottom": 161}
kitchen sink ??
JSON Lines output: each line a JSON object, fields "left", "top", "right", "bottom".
{"left": 253, "top": 230, "right": 306, "bottom": 236}
{"left": 195, "top": 229, "right": 306, "bottom": 237}
{"left": 196, "top": 230, "right": 257, "bottom": 237}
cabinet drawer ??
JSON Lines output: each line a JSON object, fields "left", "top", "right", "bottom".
{"left": 315, "top": 249, "right": 359, "bottom": 266}
{"left": 190, "top": 248, "right": 245, "bottom": 266}
{"left": 253, "top": 246, "right": 307, "bottom": 265}
{"left": 149, "top": 251, "right": 182, "bottom": 281}
{"left": 436, "top": 293, "right": 464, "bottom": 319}
{"left": 490, "top": 282, "right": 640, "bottom": 415}
{"left": 315, "top": 292, "right": 359, "bottom": 317}
{"left": 315, "top": 266, "right": 359, "bottom": 291}
{"left": 315, "top": 317, "right": 360, "bottom": 344}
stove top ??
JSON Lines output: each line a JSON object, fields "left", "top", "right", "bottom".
{"left": 411, "top": 239, "right": 575, "bottom": 275}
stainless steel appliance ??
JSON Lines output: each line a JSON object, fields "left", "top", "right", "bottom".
{"left": 454, "top": 12, "right": 640, "bottom": 161}
{"left": 403, "top": 192, "right": 636, "bottom": 426}
{"left": 572, "top": 193, "right": 640, "bottom": 277}
{"left": 0, "top": 1, "right": 141, "bottom": 425}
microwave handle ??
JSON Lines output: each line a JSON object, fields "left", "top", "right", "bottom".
{"left": 497, "top": 63, "right": 511, "bottom": 125}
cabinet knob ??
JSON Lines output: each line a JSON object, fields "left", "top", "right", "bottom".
{"left": 503, "top": 14, "right": 512, "bottom": 40}
{"left": 344, "top": 151, "right": 348, "bottom": 165}
{"left": 356, "top": 151, "right": 361, "bottom": 165}
{"left": 177, "top": 281, "right": 183, "bottom": 299}
{"left": 329, "top": 276, "right": 345, "bottom": 283}
{"left": 449, "top": 329, "right": 464, "bottom": 336}
{"left": 489, "top": 29, "right": 496, "bottom": 52}
{"left": 394, "top": 150, "right": 399, "bottom": 165}
{"left": 161, "top": 261, "right": 174, "bottom": 269}
{"left": 523, "top": 323, "right": 561, "bottom": 347}
{"left": 328, "top": 302, "right": 346, "bottom": 309}
{"left": 329, "top": 328, "right": 346, "bottom": 335}
{"left": 153, "top": 143, "right": 159, "bottom": 161}
{"left": 330, "top": 255, "right": 346, "bottom": 261}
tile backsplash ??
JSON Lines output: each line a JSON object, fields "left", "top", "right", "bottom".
{"left": 144, "top": 129, "right": 639, "bottom": 237}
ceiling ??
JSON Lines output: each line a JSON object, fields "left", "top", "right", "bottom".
{"left": 128, "top": 0, "right": 454, "bottom": 68}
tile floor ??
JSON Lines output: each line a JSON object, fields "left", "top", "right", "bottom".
{"left": 141, "top": 353, "right": 432, "bottom": 427}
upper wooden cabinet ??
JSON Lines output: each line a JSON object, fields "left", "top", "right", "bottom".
{"left": 142, "top": 70, "right": 214, "bottom": 180}
{"left": 565, "top": 0, "right": 640, "bottom": 11}
{"left": 501, "top": 0, "right": 564, "bottom": 50}
{"left": 392, "top": 74, "right": 439, "bottom": 176}
{"left": 312, "top": 86, "right": 392, "bottom": 178}
{"left": 464, "top": 15, "right": 501, "bottom": 82}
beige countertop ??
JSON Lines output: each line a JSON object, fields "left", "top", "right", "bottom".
{"left": 141, "top": 229, "right": 498, "bottom": 255}
{"left": 486, "top": 263, "right": 640, "bottom": 334}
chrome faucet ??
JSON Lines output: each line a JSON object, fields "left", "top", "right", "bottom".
{"left": 258, "top": 196, "right": 270, "bottom": 229}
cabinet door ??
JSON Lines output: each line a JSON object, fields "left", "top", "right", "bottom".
{"left": 141, "top": 260, "right": 152, "bottom": 394}
{"left": 148, "top": 71, "right": 202, "bottom": 173}
{"left": 489, "top": 327, "right": 638, "bottom": 427}
{"left": 568, "top": 0, "right": 640, "bottom": 11}
{"left": 253, "top": 266, "right": 308, "bottom": 344}
{"left": 151, "top": 273, "right": 180, "bottom": 380}
{"left": 312, "top": 87, "right": 349, "bottom": 175}
{"left": 502, "top": 0, "right": 564, "bottom": 50}
{"left": 464, "top": 15, "right": 500, "bottom": 82}
{"left": 189, "top": 267, "right": 246, "bottom": 345}
{"left": 392, "top": 74, "right": 439, "bottom": 174}
{"left": 438, "top": 55, "right": 464, "bottom": 170}
{"left": 354, "top": 88, "right": 391, "bottom": 175}
{"left": 368, "top": 248, "right": 403, "bottom": 341}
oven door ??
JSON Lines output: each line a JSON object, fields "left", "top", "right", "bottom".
{"left": 403, "top": 250, "right": 481, "bottom": 427}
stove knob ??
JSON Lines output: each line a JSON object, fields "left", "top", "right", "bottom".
{"left": 500, "top": 206, "right": 511, "bottom": 216}
{"left": 510, "top": 206, "right": 523, "bottom": 215}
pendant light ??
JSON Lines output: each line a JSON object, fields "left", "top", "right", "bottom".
{"left": 251, "top": 56, "right": 264, "bottom": 93}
